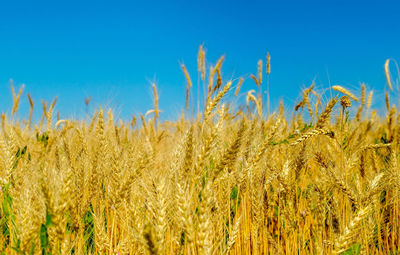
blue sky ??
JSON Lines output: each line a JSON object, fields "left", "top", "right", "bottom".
{"left": 0, "top": 0, "right": 399, "bottom": 121}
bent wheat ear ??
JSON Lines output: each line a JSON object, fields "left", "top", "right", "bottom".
{"left": 250, "top": 74, "right": 259, "bottom": 86}
{"left": 181, "top": 63, "right": 192, "bottom": 88}
{"left": 385, "top": 59, "right": 393, "bottom": 91}
{"left": 235, "top": 78, "right": 244, "bottom": 97}
{"left": 213, "top": 55, "right": 225, "bottom": 76}
{"left": 332, "top": 85, "right": 358, "bottom": 101}
{"left": 291, "top": 128, "right": 334, "bottom": 146}
{"left": 204, "top": 81, "right": 232, "bottom": 119}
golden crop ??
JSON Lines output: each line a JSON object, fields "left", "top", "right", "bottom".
{"left": 0, "top": 48, "right": 399, "bottom": 254}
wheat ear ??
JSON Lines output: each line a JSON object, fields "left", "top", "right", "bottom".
{"left": 332, "top": 85, "right": 359, "bottom": 101}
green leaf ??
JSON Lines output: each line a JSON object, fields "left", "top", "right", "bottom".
{"left": 83, "top": 206, "right": 95, "bottom": 254}
{"left": 340, "top": 243, "right": 361, "bottom": 255}
{"left": 21, "top": 146, "right": 27, "bottom": 155}
{"left": 230, "top": 186, "right": 238, "bottom": 200}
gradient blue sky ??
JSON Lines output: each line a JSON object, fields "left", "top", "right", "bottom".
{"left": 0, "top": 0, "right": 399, "bottom": 121}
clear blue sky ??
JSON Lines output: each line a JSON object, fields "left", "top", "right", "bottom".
{"left": 0, "top": 0, "right": 399, "bottom": 121}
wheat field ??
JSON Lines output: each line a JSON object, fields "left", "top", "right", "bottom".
{"left": 0, "top": 48, "right": 399, "bottom": 255}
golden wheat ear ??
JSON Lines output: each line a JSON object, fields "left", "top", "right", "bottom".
{"left": 316, "top": 97, "right": 338, "bottom": 129}
{"left": 366, "top": 90, "right": 373, "bottom": 111}
{"left": 234, "top": 78, "right": 244, "bottom": 97}
{"left": 360, "top": 83, "right": 366, "bottom": 108}
{"left": 332, "top": 85, "right": 358, "bottom": 101}
{"left": 385, "top": 59, "right": 393, "bottom": 91}
{"left": 11, "top": 82, "right": 25, "bottom": 116}
{"left": 257, "top": 59, "right": 263, "bottom": 85}
{"left": 181, "top": 63, "right": 192, "bottom": 111}
{"left": 25, "top": 93, "right": 34, "bottom": 131}
{"left": 204, "top": 81, "right": 232, "bottom": 119}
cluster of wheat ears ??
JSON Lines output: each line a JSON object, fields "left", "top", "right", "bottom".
{"left": 0, "top": 47, "right": 399, "bottom": 255}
